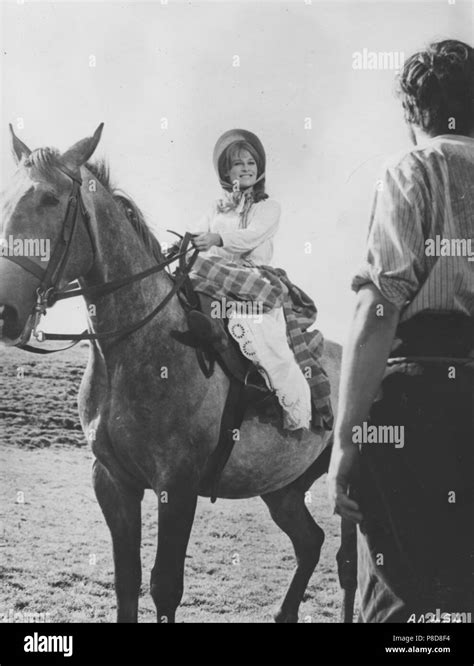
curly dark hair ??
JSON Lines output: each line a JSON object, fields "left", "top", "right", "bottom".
{"left": 218, "top": 140, "right": 268, "bottom": 203}
{"left": 396, "top": 39, "right": 474, "bottom": 136}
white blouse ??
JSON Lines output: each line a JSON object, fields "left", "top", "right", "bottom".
{"left": 193, "top": 198, "right": 281, "bottom": 266}
{"left": 191, "top": 196, "right": 311, "bottom": 429}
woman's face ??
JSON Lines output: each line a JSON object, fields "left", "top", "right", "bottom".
{"left": 226, "top": 149, "right": 258, "bottom": 190}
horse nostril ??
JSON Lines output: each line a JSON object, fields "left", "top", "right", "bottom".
{"left": 0, "top": 304, "right": 13, "bottom": 319}
{"left": 0, "top": 304, "right": 21, "bottom": 339}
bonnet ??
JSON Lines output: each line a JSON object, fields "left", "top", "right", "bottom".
{"left": 213, "top": 129, "right": 267, "bottom": 227}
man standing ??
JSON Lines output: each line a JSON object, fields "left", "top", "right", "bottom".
{"left": 328, "top": 40, "right": 474, "bottom": 622}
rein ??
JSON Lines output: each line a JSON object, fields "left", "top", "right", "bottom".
{"left": 6, "top": 166, "right": 199, "bottom": 354}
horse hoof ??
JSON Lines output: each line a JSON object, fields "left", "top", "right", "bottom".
{"left": 274, "top": 610, "right": 298, "bottom": 623}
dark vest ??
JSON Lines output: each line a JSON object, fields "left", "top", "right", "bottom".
{"left": 391, "top": 310, "right": 474, "bottom": 358}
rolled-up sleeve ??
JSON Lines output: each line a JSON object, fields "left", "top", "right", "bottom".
{"left": 352, "top": 159, "right": 426, "bottom": 309}
{"left": 219, "top": 199, "right": 281, "bottom": 254}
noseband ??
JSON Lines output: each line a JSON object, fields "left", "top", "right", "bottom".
{"left": 4, "top": 165, "right": 199, "bottom": 354}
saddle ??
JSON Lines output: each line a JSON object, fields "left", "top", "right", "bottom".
{"left": 166, "top": 233, "right": 273, "bottom": 502}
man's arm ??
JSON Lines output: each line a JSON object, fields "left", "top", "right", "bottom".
{"left": 327, "top": 283, "right": 401, "bottom": 522}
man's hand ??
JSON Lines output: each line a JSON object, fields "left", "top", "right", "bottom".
{"left": 327, "top": 284, "right": 401, "bottom": 524}
{"left": 192, "top": 232, "right": 222, "bottom": 252}
{"left": 327, "top": 441, "right": 362, "bottom": 523}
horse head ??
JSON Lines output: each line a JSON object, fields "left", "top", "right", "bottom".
{"left": 0, "top": 124, "right": 103, "bottom": 346}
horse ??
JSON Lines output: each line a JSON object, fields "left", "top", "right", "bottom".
{"left": 0, "top": 124, "right": 357, "bottom": 623}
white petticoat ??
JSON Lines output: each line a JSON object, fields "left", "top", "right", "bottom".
{"left": 227, "top": 306, "right": 312, "bottom": 430}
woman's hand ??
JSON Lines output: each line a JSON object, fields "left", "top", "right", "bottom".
{"left": 192, "top": 233, "right": 223, "bottom": 252}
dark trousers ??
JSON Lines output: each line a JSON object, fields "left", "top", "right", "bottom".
{"left": 356, "top": 361, "right": 474, "bottom": 622}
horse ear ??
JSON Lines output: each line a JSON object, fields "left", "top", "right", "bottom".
{"left": 9, "top": 124, "right": 31, "bottom": 163}
{"left": 61, "top": 123, "right": 104, "bottom": 170}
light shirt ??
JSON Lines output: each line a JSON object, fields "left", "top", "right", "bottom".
{"left": 352, "top": 135, "right": 474, "bottom": 321}
{"left": 193, "top": 198, "right": 281, "bottom": 265}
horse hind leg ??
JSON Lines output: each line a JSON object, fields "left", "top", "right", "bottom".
{"left": 92, "top": 460, "right": 144, "bottom": 622}
{"left": 261, "top": 484, "right": 325, "bottom": 623}
{"left": 289, "top": 445, "right": 357, "bottom": 622}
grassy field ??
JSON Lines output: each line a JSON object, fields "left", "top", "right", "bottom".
{"left": 0, "top": 344, "right": 355, "bottom": 623}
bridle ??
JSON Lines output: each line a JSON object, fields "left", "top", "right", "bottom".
{"left": 4, "top": 165, "right": 199, "bottom": 354}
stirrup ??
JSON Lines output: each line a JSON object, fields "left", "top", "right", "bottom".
{"left": 244, "top": 368, "right": 268, "bottom": 393}
{"left": 243, "top": 368, "right": 272, "bottom": 404}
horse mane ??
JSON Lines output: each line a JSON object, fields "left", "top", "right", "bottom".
{"left": 24, "top": 148, "right": 164, "bottom": 263}
{"left": 85, "top": 159, "right": 164, "bottom": 263}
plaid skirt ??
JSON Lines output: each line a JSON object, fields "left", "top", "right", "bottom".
{"left": 189, "top": 255, "right": 334, "bottom": 430}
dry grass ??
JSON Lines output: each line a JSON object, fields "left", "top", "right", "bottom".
{"left": 0, "top": 345, "right": 354, "bottom": 622}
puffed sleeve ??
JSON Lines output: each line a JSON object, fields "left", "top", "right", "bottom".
{"left": 351, "top": 157, "right": 427, "bottom": 309}
{"left": 190, "top": 201, "right": 217, "bottom": 235}
{"left": 219, "top": 199, "right": 281, "bottom": 254}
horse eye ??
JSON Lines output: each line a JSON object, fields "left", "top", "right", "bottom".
{"left": 40, "top": 192, "right": 60, "bottom": 207}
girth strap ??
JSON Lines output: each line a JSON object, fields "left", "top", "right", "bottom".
{"left": 203, "top": 377, "right": 247, "bottom": 503}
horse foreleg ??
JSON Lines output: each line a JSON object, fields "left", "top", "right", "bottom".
{"left": 92, "top": 460, "right": 144, "bottom": 622}
{"left": 261, "top": 485, "right": 325, "bottom": 623}
{"left": 150, "top": 480, "right": 198, "bottom": 623}
{"left": 336, "top": 516, "right": 358, "bottom": 623}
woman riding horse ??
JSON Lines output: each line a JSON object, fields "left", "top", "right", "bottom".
{"left": 177, "top": 129, "right": 332, "bottom": 432}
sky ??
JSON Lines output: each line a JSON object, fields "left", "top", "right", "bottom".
{"left": 1, "top": 0, "right": 473, "bottom": 342}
